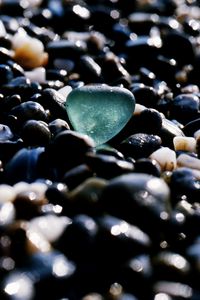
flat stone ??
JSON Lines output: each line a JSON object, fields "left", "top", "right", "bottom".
{"left": 65, "top": 85, "right": 135, "bottom": 146}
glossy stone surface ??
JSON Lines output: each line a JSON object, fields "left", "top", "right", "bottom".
{"left": 66, "top": 85, "right": 135, "bottom": 146}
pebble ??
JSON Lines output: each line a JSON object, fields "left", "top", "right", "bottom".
{"left": 150, "top": 147, "right": 177, "bottom": 171}
{"left": 173, "top": 136, "right": 196, "bottom": 153}
{"left": 99, "top": 173, "right": 170, "bottom": 237}
{"left": 177, "top": 153, "right": 200, "bottom": 170}
{"left": 119, "top": 133, "right": 162, "bottom": 159}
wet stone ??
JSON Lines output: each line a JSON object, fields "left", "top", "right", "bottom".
{"left": 99, "top": 173, "right": 171, "bottom": 239}
{"left": 66, "top": 85, "right": 135, "bottom": 146}
{"left": 169, "top": 94, "right": 200, "bottom": 125}
{"left": 119, "top": 133, "right": 162, "bottom": 160}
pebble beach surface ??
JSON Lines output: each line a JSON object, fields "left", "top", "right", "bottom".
{"left": 1, "top": 0, "right": 200, "bottom": 299}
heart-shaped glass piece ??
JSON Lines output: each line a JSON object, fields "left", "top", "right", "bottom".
{"left": 65, "top": 85, "right": 135, "bottom": 146}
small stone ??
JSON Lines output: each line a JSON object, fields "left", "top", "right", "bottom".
{"left": 177, "top": 153, "right": 200, "bottom": 170}
{"left": 66, "top": 85, "right": 135, "bottom": 146}
{"left": 150, "top": 147, "right": 177, "bottom": 171}
{"left": 173, "top": 136, "right": 196, "bottom": 153}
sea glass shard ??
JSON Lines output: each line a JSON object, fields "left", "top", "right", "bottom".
{"left": 66, "top": 85, "right": 135, "bottom": 146}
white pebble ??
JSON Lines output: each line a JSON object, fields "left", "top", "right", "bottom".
{"left": 29, "top": 182, "right": 48, "bottom": 199}
{"left": 12, "top": 29, "right": 48, "bottom": 69}
{"left": 12, "top": 28, "right": 29, "bottom": 49}
{"left": 134, "top": 103, "right": 147, "bottom": 115}
{"left": 173, "top": 136, "right": 196, "bottom": 152}
{"left": 0, "top": 21, "right": 6, "bottom": 37}
{"left": 13, "top": 182, "right": 30, "bottom": 194}
{"left": 25, "top": 67, "right": 46, "bottom": 83}
{"left": 194, "top": 129, "right": 200, "bottom": 139}
{"left": 0, "top": 185, "right": 16, "bottom": 203}
{"left": 27, "top": 229, "right": 51, "bottom": 253}
{"left": 150, "top": 147, "right": 177, "bottom": 171}
{"left": 177, "top": 153, "right": 200, "bottom": 170}
{"left": 26, "top": 0, "right": 43, "bottom": 6}
{"left": 29, "top": 215, "right": 71, "bottom": 242}
{"left": 58, "top": 85, "right": 73, "bottom": 98}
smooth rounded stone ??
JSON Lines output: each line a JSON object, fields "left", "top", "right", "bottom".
{"left": 0, "top": 201, "right": 15, "bottom": 226}
{"left": 13, "top": 181, "right": 30, "bottom": 194}
{"left": 16, "top": 251, "right": 75, "bottom": 299}
{"left": 0, "top": 47, "right": 13, "bottom": 62}
{"left": 46, "top": 68, "right": 67, "bottom": 83}
{"left": 58, "top": 85, "right": 72, "bottom": 98}
{"left": 6, "top": 60, "right": 25, "bottom": 78}
{"left": 99, "top": 173, "right": 171, "bottom": 237}
{"left": 183, "top": 118, "right": 200, "bottom": 137}
{"left": 0, "top": 64, "right": 13, "bottom": 85}
{"left": 48, "top": 130, "right": 95, "bottom": 173}
{"left": 3, "top": 76, "right": 31, "bottom": 95}
{"left": 119, "top": 133, "right": 162, "bottom": 160}
{"left": 184, "top": 18, "right": 200, "bottom": 37}
{"left": 152, "top": 55, "right": 177, "bottom": 86}
{"left": 173, "top": 136, "right": 196, "bottom": 153}
{"left": 0, "top": 184, "right": 15, "bottom": 203}
{"left": 100, "top": 52, "right": 131, "bottom": 87}
{"left": 79, "top": 55, "right": 102, "bottom": 84}
{"left": 96, "top": 215, "right": 151, "bottom": 262}
{"left": 21, "top": 120, "right": 51, "bottom": 147}
{"left": 111, "top": 22, "right": 132, "bottom": 48}
{"left": 118, "top": 255, "right": 152, "bottom": 298}
{"left": 81, "top": 293, "right": 104, "bottom": 300}
{"left": 181, "top": 84, "right": 199, "bottom": 94}
{"left": 38, "top": 88, "right": 69, "bottom": 120}
{"left": 161, "top": 31, "right": 195, "bottom": 66}
{"left": 53, "top": 58, "right": 75, "bottom": 72}
{"left": 96, "top": 144, "right": 124, "bottom": 160}
{"left": 159, "top": 118, "right": 185, "bottom": 148}
{"left": 10, "top": 101, "right": 48, "bottom": 125}
{"left": 13, "top": 189, "right": 46, "bottom": 220}
{"left": 153, "top": 281, "right": 194, "bottom": 299}
{"left": 128, "top": 12, "right": 159, "bottom": 35}
{"left": 170, "top": 168, "right": 200, "bottom": 204}
{"left": 25, "top": 67, "right": 46, "bottom": 84}
{"left": 1, "top": 94, "right": 21, "bottom": 112}
{"left": 135, "top": 108, "right": 163, "bottom": 134}
{"left": 131, "top": 84, "right": 159, "bottom": 108}
{"left": 139, "top": 67, "right": 156, "bottom": 86}
{"left": 89, "top": 5, "right": 119, "bottom": 33}
{"left": 55, "top": 214, "right": 98, "bottom": 262}
{"left": 0, "top": 138, "right": 23, "bottom": 162}
{"left": 177, "top": 153, "right": 200, "bottom": 171}
{"left": 150, "top": 147, "right": 177, "bottom": 171}
{"left": 134, "top": 158, "right": 161, "bottom": 177}
{"left": 2, "top": 272, "right": 35, "bottom": 300}
{"left": 5, "top": 147, "right": 45, "bottom": 184}
{"left": 47, "top": 40, "right": 87, "bottom": 59}
{"left": 0, "top": 20, "right": 6, "bottom": 37}
{"left": 29, "top": 215, "right": 71, "bottom": 243}
{"left": 85, "top": 153, "right": 134, "bottom": 180}
{"left": 0, "top": 124, "right": 13, "bottom": 141}
{"left": 67, "top": 177, "right": 107, "bottom": 216}
{"left": 194, "top": 130, "right": 200, "bottom": 140}
{"left": 63, "top": 164, "right": 94, "bottom": 190}
{"left": 66, "top": 85, "right": 135, "bottom": 146}
{"left": 12, "top": 30, "right": 48, "bottom": 69}
{"left": 45, "top": 182, "right": 68, "bottom": 206}
{"left": 153, "top": 251, "right": 190, "bottom": 281}
{"left": 125, "top": 36, "right": 161, "bottom": 71}
{"left": 49, "top": 118, "right": 70, "bottom": 136}
{"left": 169, "top": 94, "right": 200, "bottom": 125}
